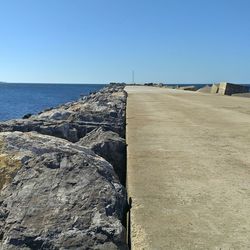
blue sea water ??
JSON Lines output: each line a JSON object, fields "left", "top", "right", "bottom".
{"left": 0, "top": 83, "right": 105, "bottom": 121}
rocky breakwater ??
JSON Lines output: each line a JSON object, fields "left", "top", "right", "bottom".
{"left": 0, "top": 86, "right": 126, "bottom": 142}
{"left": 0, "top": 85, "right": 128, "bottom": 249}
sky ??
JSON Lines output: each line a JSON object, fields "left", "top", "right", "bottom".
{"left": 0, "top": 0, "right": 250, "bottom": 84}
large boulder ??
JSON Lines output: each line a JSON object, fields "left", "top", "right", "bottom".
{"left": 0, "top": 86, "right": 127, "bottom": 142}
{"left": 0, "top": 131, "right": 127, "bottom": 249}
{"left": 77, "top": 127, "right": 126, "bottom": 186}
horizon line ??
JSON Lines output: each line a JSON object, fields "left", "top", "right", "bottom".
{"left": 0, "top": 82, "right": 107, "bottom": 85}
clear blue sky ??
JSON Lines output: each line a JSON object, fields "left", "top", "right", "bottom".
{"left": 0, "top": 0, "right": 250, "bottom": 84}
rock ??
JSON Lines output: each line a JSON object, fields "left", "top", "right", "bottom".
{"left": 0, "top": 86, "right": 127, "bottom": 142}
{"left": 0, "top": 131, "right": 128, "bottom": 249}
{"left": 22, "top": 114, "right": 32, "bottom": 119}
{"left": 0, "top": 85, "right": 128, "bottom": 248}
{"left": 47, "top": 110, "right": 73, "bottom": 120}
{"left": 77, "top": 127, "right": 126, "bottom": 186}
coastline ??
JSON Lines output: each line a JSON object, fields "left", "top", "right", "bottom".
{"left": 0, "top": 84, "right": 128, "bottom": 249}
{"left": 0, "top": 83, "right": 105, "bottom": 122}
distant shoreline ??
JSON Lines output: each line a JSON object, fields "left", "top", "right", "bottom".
{"left": 0, "top": 82, "right": 105, "bottom": 85}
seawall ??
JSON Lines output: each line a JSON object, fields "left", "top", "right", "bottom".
{"left": 0, "top": 85, "right": 129, "bottom": 249}
{"left": 126, "top": 85, "right": 250, "bottom": 249}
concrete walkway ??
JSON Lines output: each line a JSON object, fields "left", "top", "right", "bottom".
{"left": 125, "top": 86, "right": 250, "bottom": 250}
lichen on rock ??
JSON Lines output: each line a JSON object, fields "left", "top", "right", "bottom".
{"left": 0, "top": 138, "right": 22, "bottom": 191}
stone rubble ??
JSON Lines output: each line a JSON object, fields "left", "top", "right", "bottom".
{"left": 0, "top": 85, "right": 128, "bottom": 250}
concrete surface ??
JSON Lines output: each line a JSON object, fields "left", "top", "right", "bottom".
{"left": 217, "top": 82, "right": 249, "bottom": 96}
{"left": 125, "top": 86, "right": 250, "bottom": 250}
{"left": 210, "top": 84, "right": 219, "bottom": 94}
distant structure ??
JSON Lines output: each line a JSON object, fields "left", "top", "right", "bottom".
{"left": 217, "top": 82, "right": 249, "bottom": 95}
{"left": 210, "top": 84, "right": 220, "bottom": 94}
{"left": 109, "top": 82, "right": 126, "bottom": 86}
{"left": 210, "top": 82, "right": 249, "bottom": 96}
{"left": 144, "top": 82, "right": 164, "bottom": 87}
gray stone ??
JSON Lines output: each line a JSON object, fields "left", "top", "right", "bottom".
{"left": 0, "top": 86, "right": 127, "bottom": 142}
{"left": 0, "top": 131, "right": 128, "bottom": 249}
{"left": 77, "top": 127, "right": 126, "bottom": 186}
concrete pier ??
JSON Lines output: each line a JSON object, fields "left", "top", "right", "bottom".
{"left": 126, "top": 86, "right": 250, "bottom": 249}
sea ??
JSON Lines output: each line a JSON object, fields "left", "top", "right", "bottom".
{"left": 0, "top": 83, "right": 105, "bottom": 121}
{"left": 1, "top": 83, "right": 249, "bottom": 122}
